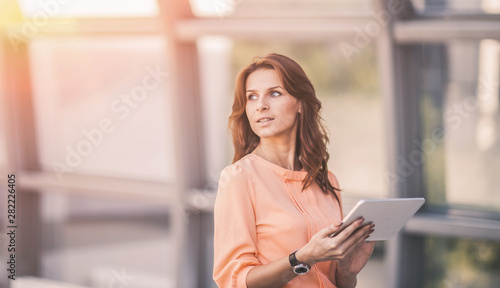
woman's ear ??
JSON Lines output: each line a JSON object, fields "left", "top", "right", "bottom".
{"left": 298, "top": 103, "right": 302, "bottom": 114}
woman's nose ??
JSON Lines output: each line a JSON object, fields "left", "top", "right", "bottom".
{"left": 257, "top": 97, "right": 269, "bottom": 111}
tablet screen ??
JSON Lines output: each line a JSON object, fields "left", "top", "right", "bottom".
{"left": 330, "top": 198, "right": 425, "bottom": 241}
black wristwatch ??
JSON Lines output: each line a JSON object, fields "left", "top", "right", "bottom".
{"left": 289, "top": 249, "right": 310, "bottom": 275}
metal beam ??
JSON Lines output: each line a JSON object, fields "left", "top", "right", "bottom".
{"left": 394, "top": 20, "right": 500, "bottom": 42}
{"left": 405, "top": 213, "right": 500, "bottom": 241}
{"left": 17, "top": 171, "right": 177, "bottom": 205}
{"left": 175, "top": 18, "right": 373, "bottom": 41}
{"left": 372, "top": 0, "right": 427, "bottom": 287}
{"left": 158, "top": 0, "right": 209, "bottom": 287}
{"left": 5, "top": 17, "right": 162, "bottom": 37}
{"left": 229, "top": 1, "right": 372, "bottom": 19}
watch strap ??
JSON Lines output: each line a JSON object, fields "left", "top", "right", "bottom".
{"left": 289, "top": 249, "right": 311, "bottom": 275}
{"left": 289, "top": 249, "right": 300, "bottom": 267}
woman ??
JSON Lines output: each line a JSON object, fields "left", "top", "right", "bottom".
{"left": 213, "top": 53, "right": 375, "bottom": 288}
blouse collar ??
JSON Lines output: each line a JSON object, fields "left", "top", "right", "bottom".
{"left": 246, "top": 153, "right": 307, "bottom": 182}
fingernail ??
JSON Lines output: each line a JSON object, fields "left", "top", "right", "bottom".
{"left": 370, "top": 229, "right": 375, "bottom": 233}
{"left": 358, "top": 217, "right": 364, "bottom": 223}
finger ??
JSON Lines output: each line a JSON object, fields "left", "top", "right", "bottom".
{"left": 336, "top": 229, "right": 372, "bottom": 258}
{"left": 319, "top": 222, "right": 342, "bottom": 238}
{"left": 339, "top": 237, "right": 364, "bottom": 258}
{"left": 349, "top": 223, "right": 374, "bottom": 242}
{"left": 349, "top": 239, "right": 376, "bottom": 259}
{"left": 335, "top": 223, "right": 374, "bottom": 252}
{"left": 333, "top": 217, "right": 365, "bottom": 242}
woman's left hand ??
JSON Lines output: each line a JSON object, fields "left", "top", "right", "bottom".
{"left": 336, "top": 239, "right": 375, "bottom": 275}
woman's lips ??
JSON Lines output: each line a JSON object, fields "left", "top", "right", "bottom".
{"left": 256, "top": 117, "right": 275, "bottom": 125}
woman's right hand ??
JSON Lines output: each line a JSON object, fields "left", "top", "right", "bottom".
{"left": 295, "top": 218, "right": 374, "bottom": 266}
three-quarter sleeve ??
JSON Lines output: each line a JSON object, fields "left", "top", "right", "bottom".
{"left": 213, "top": 164, "right": 261, "bottom": 287}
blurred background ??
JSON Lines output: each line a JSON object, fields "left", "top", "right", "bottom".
{"left": 0, "top": 0, "right": 499, "bottom": 287}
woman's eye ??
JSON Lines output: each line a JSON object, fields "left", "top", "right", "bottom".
{"left": 270, "top": 91, "right": 281, "bottom": 97}
{"left": 248, "top": 94, "right": 257, "bottom": 101}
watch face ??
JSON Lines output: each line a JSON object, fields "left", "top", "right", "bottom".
{"left": 293, "top": 264, "right": 310, "bottom": 275}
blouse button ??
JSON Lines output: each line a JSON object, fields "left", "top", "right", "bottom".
{"left": 283, "top": 172, "right": 290, "bottom": 182}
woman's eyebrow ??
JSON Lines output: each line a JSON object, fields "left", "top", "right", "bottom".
{"left": 246, "top": 86, "right": 284, "bottom": 93}
{"left": 268, "top": 86, "right": 284, "bottom": 90}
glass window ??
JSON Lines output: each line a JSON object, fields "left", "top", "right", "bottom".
{"left": 17, "top": 0, "right": 159, "bottom": 18}
{"left": 197, "top": 36, "right": 235, "bottom": 185}
{"left": 40, "top": 193, "right": 173, "bottom": 287}
{"left": 29, "top": 36, "right": 176, "bottom": 183}
{"left": 231, "top": 41, "right": 386, "bottom": 199}
{"left": 424, "top": 235, "right": 500, "bottom": 288}
{"left": 413, "top": 0, "right": 500, "bottom": 15}
{"left": 419, "top": 40, "right": 500, "bottom": 213}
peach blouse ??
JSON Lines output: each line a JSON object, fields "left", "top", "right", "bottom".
{"left": 213, "top": 153, "right": 343, "bottom": 288}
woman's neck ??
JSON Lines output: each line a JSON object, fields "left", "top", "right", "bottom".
{"left": 253, "top": 140, "right": 301, "bottom": 171}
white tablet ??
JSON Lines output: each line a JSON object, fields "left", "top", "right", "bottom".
{"left": 331, "top": 198, "right": 425, "bottom": 241}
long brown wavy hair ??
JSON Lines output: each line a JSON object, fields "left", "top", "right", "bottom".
{"left": 229, "top": 53, "right": 340, "bottom": 201}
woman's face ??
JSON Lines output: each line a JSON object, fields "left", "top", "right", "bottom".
{"left": 245, "top": 69, "right": 301, "bottom": 142}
